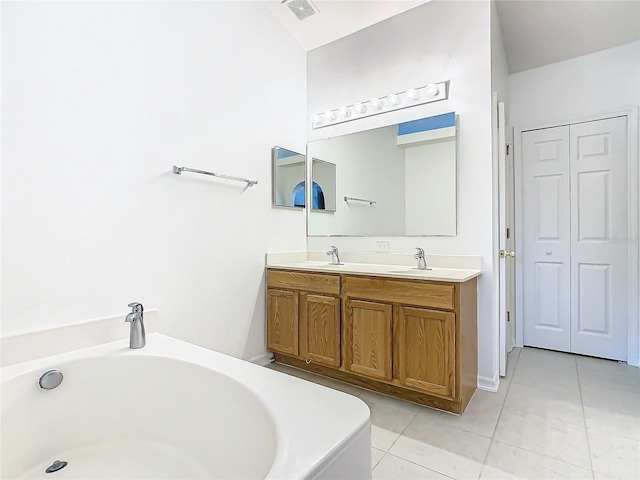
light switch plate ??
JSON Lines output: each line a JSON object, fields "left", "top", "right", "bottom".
{"left": 375, "top": 241, "right": 390, "bottom": 252}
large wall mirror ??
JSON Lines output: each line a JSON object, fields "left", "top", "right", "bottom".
{"left": 307, "top": 112, "right": 457, "bottom": 236}
{"left": 272, "top": 146, "right": 305, "bottom": 209}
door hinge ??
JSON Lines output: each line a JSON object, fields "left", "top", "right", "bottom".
{"left": 506, "top": 227, "right": 511, "bottom": 239}
{"left": 506, "top": 143, "right": 512, "bottom": 155}
{"left": 507, "top": 311, "right": 511, "bottom": 322}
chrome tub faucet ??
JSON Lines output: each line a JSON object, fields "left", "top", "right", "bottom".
{"left": 125, "top": 302, "right": 146, "bottom": 349}
{"left": 414, "top": 247, "right": 431, "bottom": 271}
{"left": 327, "top": 245, "right": 343, "bottom": 265}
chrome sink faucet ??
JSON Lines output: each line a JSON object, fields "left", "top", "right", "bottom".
{"left": 327, "top": 245, "right": 343, "bottom": 265}
{"left": 414, "top": 247, "right": 431, "bottom": 271}
{"left": 125, "top": 302, "right": 146, "bottom": 349}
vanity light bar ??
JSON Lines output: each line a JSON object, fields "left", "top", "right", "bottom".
{"left": 311, "top": 81, "right": 449, "bottom": 129}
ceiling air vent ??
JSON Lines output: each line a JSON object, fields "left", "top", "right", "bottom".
{"left": 283, "top": 0, "right": 319, "bottom": 21}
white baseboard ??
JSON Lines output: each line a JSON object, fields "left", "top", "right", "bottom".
{"left": 477, "top": 373, "right": 500, "bottom": 393}
{"left": 249, "top": 351, "right": 274, "bottom": 366}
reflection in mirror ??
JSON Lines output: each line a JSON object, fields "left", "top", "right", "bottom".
{"left": 307, "top": 112, "right": 457, "bottom": 236}
{"left": 272, "top": 146, "right": 305, "bottom": 209}
{"left": 311, "top": 159, "right": 336, "bottom": 212}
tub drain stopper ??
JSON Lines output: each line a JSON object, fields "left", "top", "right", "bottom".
{"left": 45, "top": 460, "right": 67, "bottom": 474}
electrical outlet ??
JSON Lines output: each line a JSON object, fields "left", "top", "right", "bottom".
{"left": 375, "top": 241, "right": 390, "bottom": 252}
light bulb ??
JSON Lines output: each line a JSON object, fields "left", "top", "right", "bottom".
{"left": 312, "top": 113, "right": 322, "bottom": 125}
{"left": 387, "top": 94, "right": 399, "bottom": 105}
{"left": 406, "top": 88, "right": 419, "bottom": 100}
{"left": 354, "top": 102, "right": 366, "bottom": 114}
{"left": 370, "top": 98, "right": 382, "bottom": 109}
{"left": 324, "top": 110, "right": 336, "bottom": 121}
{"left": 426, "top": 83, "right": 440, "bottom": 96}
{"left": 339, "top": 106, "right": 351, "bottom": 118}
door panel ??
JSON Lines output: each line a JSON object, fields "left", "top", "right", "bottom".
{"left": 570, "top": 116, "right": 628, "bottom": 360}
{"left": 396, "top": 306, "right": 456, "bottom": 399}
{"left": 577, "top": 264, "right": 610, "bottom": 333}
{"left": 266, "top": 289, "right": 299, "bottom": 356}
{"left": 300, "top": 294, "right": 341, "bottom": 367}
{"left": 536, "top": 175, "right": 563, "bottom": 240}
{"left": 522, "top": 126, "right": 571, "bottom": 352}
{"left": 346, "top": 300, "right": 392, "bottom": 380}
{"left": 577, "top": 171, "right": 610, "bottom": 241}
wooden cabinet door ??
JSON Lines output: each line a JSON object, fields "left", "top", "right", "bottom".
{"left": 346, "top": 300, "right": 393, "bottom": 381}
{"left": 300, "top": 294, "right": 341, "bottom": 367}
{"left": 396, "top": 306, "right": 456, "bottom": 399}
{"left": 266, "top": 289, "right": 299, "bottom": 356}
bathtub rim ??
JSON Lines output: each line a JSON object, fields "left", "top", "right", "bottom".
{"left": 1, "top": 332, "right": 371, "bottom": 480}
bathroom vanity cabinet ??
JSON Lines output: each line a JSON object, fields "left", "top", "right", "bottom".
{"left": 266, "top": 268, "right": 478, "bottom": 414}
{"left": 267, "top": 270, "right": 342, "bottom": 367}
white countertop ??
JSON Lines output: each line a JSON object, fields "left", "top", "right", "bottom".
{"left": 267, "top": 260, "right": 481, "bottom": 282}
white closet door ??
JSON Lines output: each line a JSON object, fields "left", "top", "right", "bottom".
{"left": 522, "top": 126, "right": 571, "bottom": 352}
{"left": 570, "top": 116, "right": 628, "bottom": 360}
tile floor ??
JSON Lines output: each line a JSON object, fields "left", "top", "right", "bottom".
{"left": 268, "top": 348, "right": 640, "bottom": 479}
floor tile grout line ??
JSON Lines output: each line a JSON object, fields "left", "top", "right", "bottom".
{"left": 486, "top": 438, "right": 596, "bottom": 476}
{"left": 509, "top": 376, "right": 583, "bottom": 399}
{"left": 371, "top": 448, "right": 384, "bottom": 470}
{"left": 575, "top": 355, "right": 596, "bottom": 479}
{"left": 478, "top": 347, "right": 522, "bottom": 478}
{"left": 490, "top": 432, "right": 603, "bottom": 472}
{"left": 377, "top": 452, "right": 457, "bottom": 480}
{"left": 492, "top": 351, "right": 600, "bottom": 473}
{"left": 382, "top": 405, "right": 421, "bottom": 454}
{"left": 371, "top": 408, "right": 421, "bottom": 475}
{"left": 489, "top": 347, "right": 521, "bottom": 440}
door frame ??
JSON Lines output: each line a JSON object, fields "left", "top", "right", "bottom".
{"left": 514, "top": 107, "right": 639, "bottom": 366}
{"left": 497, "top": 100, "right": 508, "bottom": 377}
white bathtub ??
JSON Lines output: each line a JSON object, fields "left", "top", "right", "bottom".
{"left": 1, "top": 333, "right": 371, "bottom": 479}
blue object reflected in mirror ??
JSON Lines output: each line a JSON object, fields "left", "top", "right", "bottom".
{"left": 292, "top": 181, "right": 325, "bottom": 209}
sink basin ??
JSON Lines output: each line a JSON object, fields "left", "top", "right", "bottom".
{"left": 388, "top": 268, "right": 437, "bottom": 274}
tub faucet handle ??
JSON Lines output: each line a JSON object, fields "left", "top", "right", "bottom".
{"left": 127, "top": 302, "right": 144, "bottom": 314}
{"left": 125, "top": 302, "right": 146, "bottom": 349}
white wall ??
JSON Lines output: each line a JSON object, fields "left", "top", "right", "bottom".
{"left": 308, "top": 125, "right": 405, "bottom": 236}
{"left": 510, "top": 41, "right": 640, "bottom": 128}
{"left": 307, "top": 1, "right": 496, "bottom": 385}
{"left": 1, "top": 2, "right": 307, "bottom": 361}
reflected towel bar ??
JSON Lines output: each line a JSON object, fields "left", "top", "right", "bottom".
{"left": 173, "top": 166, "right": 257, "bottom": 187}
{"left": 344, "top": 196, "right": 376, "bottom": 205}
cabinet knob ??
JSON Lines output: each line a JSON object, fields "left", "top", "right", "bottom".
{"left": 546, "top": 250, "right": 552, "bottom": 255}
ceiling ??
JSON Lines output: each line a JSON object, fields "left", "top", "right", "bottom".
{"left": 261, "top": 0, "right": 430, "bottom": 51}
{"left": 496, "top": 0, "right": 640, "bottom": 73}
{"left": 261, "top": 0, "right": 640, "bottom": 73}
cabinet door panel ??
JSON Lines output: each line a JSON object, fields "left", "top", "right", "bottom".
{"left": 396, "top": 306, "right": 455, "bottom": 399}
{"left": 347, "top": 300, "right": 393, "bottom": 380}
{"left": 266, "top": 289, "right": 299, "bottom": 356}
{"left": 301, "top": 294, "right": 341, "bottom": 367}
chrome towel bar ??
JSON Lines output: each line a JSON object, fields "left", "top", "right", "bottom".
{"left": 173, "top": 166, "right": 257, "bottom": 187}
{"left": 344, "top": 196, "right": 376, "bottom": 205}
